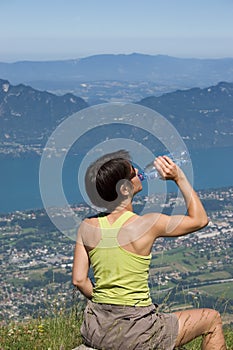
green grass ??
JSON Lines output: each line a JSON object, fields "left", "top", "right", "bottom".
{"left": 22, "top": 228, "right": 38, "bottom": 234}
{"left": 152, "top": 248, "right": 206, "bottom": 272}
{"left": 0, "top": 310, "right": 83, "bottom": 350}
{"left": 196, "top": 270, "right": 232, "bottom": 282}
{"left": 184, "top": 328, "right": 233, "bottom": 349}
{"left": 0, "top": 309, "right": 232, "bottom": 350}
{"left": 201, "top": 282, "right": 233, "bottom": 299}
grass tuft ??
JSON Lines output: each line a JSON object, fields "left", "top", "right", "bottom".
{"left": 0, "top": 309, "right": 83, "bottom": 350}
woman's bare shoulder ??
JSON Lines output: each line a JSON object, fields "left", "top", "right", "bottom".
{"left": 118, "top": 212, "right": 161, "bottom": 245}
{"left": 139, "top": 212, "right": 161, "bottom": 225}
{"left": 77, "top": 216, "right": 101, "bottom": 247}
{"left": 83, "top": 216, "right": 99, "bottom": 227}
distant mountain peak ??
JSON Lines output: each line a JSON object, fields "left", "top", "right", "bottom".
{"left": 138, "top": 81, "right": 233, "bottom": 149}
{"left": 0, "top": 79, "right": 88, "bottom": 146}
{"left": 1, "top": 79, "right": 10, "bottom": 93}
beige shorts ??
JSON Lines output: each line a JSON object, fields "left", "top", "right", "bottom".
{"left": 81, "top": 301, "right": 178, "bottom": 350}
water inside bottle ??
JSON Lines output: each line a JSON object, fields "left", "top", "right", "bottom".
{"left": 138, "top": 150, "right": 189, "bottom": 181}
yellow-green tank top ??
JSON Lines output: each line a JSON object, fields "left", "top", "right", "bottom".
{"left": 89, "top": 211, "right": 152, "bottom": 306}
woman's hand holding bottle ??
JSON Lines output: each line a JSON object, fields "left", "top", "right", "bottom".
{"left": 154, "top": 155, "right": 183, "bottom": 182}
{"left": 138, "top": 151, "right": 189, "bottom": 182}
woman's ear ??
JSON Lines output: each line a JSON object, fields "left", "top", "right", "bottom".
{"left": 120, "top": 183, "right": 130, "bottom": 196}
{"left": 118, "top": 179, "right": 133, "bottom": 197}
{"left": 116, "top": 179, "right": 133, "bottom": 200}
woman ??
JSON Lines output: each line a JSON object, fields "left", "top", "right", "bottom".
{"left": 72, "top": 150, "right": 226, "bottom": 350}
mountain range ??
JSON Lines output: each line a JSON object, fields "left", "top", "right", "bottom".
{"left": 0, "top": 78, "right": 232, "bottom": 154}
{"left": 1, "top": 53, "right": 233, "bottom": 90}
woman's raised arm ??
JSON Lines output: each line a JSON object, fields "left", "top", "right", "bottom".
{"left": 152, "top": 155, "right": 209, "bottom": 238}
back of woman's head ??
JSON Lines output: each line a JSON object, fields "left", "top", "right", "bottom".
{"left": 85, "top": 150, "right": 133, "bottom": 208}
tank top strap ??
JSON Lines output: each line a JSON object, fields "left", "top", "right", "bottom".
{"left": 98, "top": 211, "right": 135, "bottom": 229}
{"left": 111, "top": 210, "right": 136, "bottom": 228}
{"left": 97, "top": 211, "right": 136, "bottom": 248}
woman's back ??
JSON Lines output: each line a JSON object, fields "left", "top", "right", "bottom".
{"left": 88, "top": 210, "right": 152, "bottom": 306}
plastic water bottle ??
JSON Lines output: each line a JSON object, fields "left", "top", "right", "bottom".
{"left": 138, "top": 151, "right": 189, "bottom": 181}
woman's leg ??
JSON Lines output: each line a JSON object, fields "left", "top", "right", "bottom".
{"left": 174, "top": 308, "right": 226, "bottom": 350}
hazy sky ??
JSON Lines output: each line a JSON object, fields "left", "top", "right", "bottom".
{"left": 1, "top": 0, "right": 233, "bottom": 62}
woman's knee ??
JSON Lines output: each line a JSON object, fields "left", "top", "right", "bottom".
{"left": 198, "top": 308, "right": 223, "bottom": 336}
{"left": 206, "top": 309, "right": 223, "bottom": 329}
{"left": 174, "top": 308, "right": 223, "bottom": 346}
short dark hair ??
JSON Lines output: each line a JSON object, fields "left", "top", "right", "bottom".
{"left": 85, "top": 150, "right": 133, "bottom": 208}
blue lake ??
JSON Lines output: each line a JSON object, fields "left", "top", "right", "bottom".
{"left": 1, "top": 146, "right": 233, "bottom": 214}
